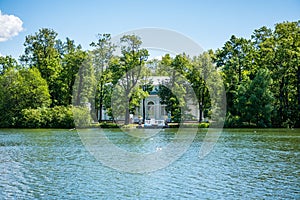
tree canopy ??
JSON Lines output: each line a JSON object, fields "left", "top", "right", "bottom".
{"left": 0, "top": 20, "right": 299, "bottom": 128}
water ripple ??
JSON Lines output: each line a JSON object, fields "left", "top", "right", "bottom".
{"left": 0, "top": 129, "right": 299, "bottom": 199}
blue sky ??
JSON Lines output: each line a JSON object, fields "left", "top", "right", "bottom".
{"left": 0, "top": 0, "right": 299, "bottom": 59}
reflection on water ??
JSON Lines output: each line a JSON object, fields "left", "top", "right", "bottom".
{"left": 0, "top": 129, "right": 299, "bottom": 199}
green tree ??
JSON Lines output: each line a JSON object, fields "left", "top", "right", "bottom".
{"left": 214, "top": 36, "right": 254, "bottom": 118}
{"left": 252, "top": 21, "right": 300, "bottom": 127}
{"left": 112, "top": 34, "right": 149, "bottom": 124}
{"left": 20, "top": 28, "right": 62, "bottom": 106}
{"left": 237, "top": 69, "right": 273, "bottom": 127}
{"left": 157, "top": 54, "right": 190, "bottom": 122}
{"left": 0, "top": 68, "right": 51, "bottom": 127}
{"left": 158, "top": 85, "right": 181, "bottom": 122}
{"left": 0, "top": 55, "right": 20, "bottom": 75}
{"left": 189, "top": 52, "right": 214, "bottom": 122}
{"left": 147, "top": 58, "right": 168, "bottom": 76}
{"left": 57, "top": 38, "right": 87, "bottom": 105}
{"left": 90, "top": 34, "right": 116, "bottom": 121}
{"left": 273, "top": 21, "right": 300, "bottom": 127}
{"left": 72, "top": 56, "right": 96, "bottom": 108}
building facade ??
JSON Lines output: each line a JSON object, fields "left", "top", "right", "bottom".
{"left": 100, "top": 76, "right": 199, "bottom": 123}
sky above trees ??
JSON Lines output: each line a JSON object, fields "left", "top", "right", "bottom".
{"left": 0, "top": 0, "right": 299, "bottom": 59}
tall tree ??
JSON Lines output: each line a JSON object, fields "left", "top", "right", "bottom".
{"left": 111, "top": 35, "right": 149, "bottom": 124}
{"left": 57, "top": 38, "right": 87, "bottom": 105}
{"left": 90, "top": 34, "right": 116, "bottom": 121}
{"left": 252, "top": 21, "right": 300, "bottom": 127}
{"left": 273, "top": 21, "right": 300, "bottom": 127}
{"left": 157, "top": 54, "right": 192, "bottom": 122}
{"left": 189, "top": 53, "right": 213, "bottom": 122}
{"left": 214, "top": 35, "right": 255, "bottom": 122}
{"left": 237, "top": 69, "right": 273, "bottom": 127}
{"left": 20, "top": 28, "right": 62, "bottom": 106}
{"left": 72, "top": 56, "right": 96, "bottom": 108}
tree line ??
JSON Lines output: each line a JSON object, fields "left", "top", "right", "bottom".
{"left": 0, "top": 20, "right": 299, "bottom": 128}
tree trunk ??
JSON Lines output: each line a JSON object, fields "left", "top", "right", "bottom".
{"left": 99, "top": 100, "right": 103, "bottom": 122}
{"left": 68, "top": 81, "right": 73, "bottom": 105}
{"left": 199, "top": 101, "right": 203, "bottom": 122}
{"left": 75, "top": 67, "right": 83, "bottom": 106}
{"left": 142, "top": 98, "right": 145, "bottom": 124}
{"left": 198, "top": 87, "right": 204, "bottom": 122}
{"left": 285, "top": 76, "right": 289, "bottom": 118}
{"left": 279, "top": 77, "right": 285, "bottom": 124}
{"left": 98, "top": 82, "right": 103, "bottom": 122}
{"left": 201, "top": 89, "right": 205, "bottom": 120}
{"left": 125, "top": 103, "right": 130, "bottom": 125}
{"left": 297, "top": 65, "right": 300, "bottom": 127}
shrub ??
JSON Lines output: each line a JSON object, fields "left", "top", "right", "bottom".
{"left": 20, "top": 106, "right": 92, "bottom": 128}
{"left": 72, "top": 106, "right": 92, "bottom": 128}
{"left": 99, "top": 122, "right": 119, "bottom": 128}
{"left": 198, "top": 122, "right": 209, "bottom": 128}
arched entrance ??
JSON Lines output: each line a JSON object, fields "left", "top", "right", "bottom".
{"left": 146, "top": 101, "right": 155, "bottom": 119}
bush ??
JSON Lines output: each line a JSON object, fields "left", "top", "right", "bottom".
{"left": 21, "top": 108, "right": 43, "bottom": 128}
{"left": 20, "top": 106, "right": 92, "bottom": 128}
{"left": 224, "top": 113, "right": 240, "bottom": 128}
{"left": 99, "top": 122, "right": 119, "bottom": 128}
{"left": 167, "top": 122, "right": 209, "bottom": 128}
{"left": 198, "top": 122, "right": 209, "bottom": 128}
{"left": 72, "top": 106, "right": 92, "bottom": 128}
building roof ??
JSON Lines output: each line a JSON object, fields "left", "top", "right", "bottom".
{"left": 147, "top": 76, "right": 170, "bottom": 86}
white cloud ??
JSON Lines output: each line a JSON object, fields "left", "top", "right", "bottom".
{"left": 0, "top": 11, "right": 23, "bottom": 42}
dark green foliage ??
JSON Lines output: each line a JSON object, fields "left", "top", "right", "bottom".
{"left": 166, "top": 123, "right": 209, "bottom": 128}
{"left": 56, "top": 38, "right": 88, "bottom": 106}
{"left": 99, "top": 122, "right": 119, "bottom": 128}
{"left": 236, "top": 69, "right": 273, "bottom": 127}
{"left": 215, "top": 20, "right": 300, "bottom": 128}
{"left": 158, "top": 85, "right": 181, "bottom": 122}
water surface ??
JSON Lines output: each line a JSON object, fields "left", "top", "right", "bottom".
{"left": 0, "top": 128, "right": 299, "bottom": 199}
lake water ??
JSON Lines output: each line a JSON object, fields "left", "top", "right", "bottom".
{"left": 0, "top": 128, "right": 299, "bottom": 199}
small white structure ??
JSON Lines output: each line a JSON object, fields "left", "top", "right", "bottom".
{"left": 137, "top": 77, "right": 169, "bottom": 121}
{"left": 100, "top": 76, "right": 200, "bottom": 123}
{"left": 135, "top": 76, "right": 199, "bottom": 123}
